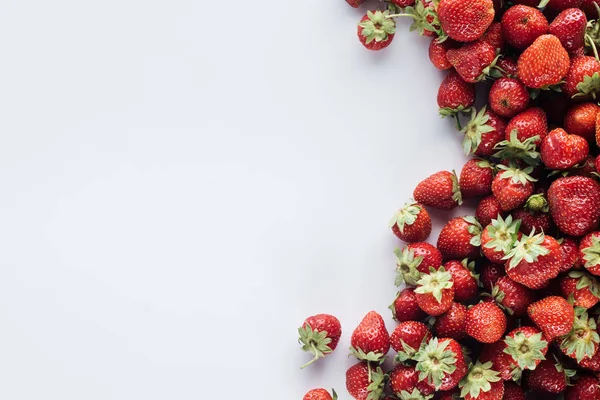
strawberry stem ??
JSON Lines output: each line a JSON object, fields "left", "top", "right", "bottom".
{"left": 300, "top": 344, "right": 320, "bottom": 369}
{"left": 386, "top": 13, "right": 419, "bottom": 19}
{"left": 586, "top": 34, "right": 600, "bottom": 61}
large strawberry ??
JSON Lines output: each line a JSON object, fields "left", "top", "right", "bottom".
{"left": 490, "top": 275, "right": 534, "bottom": 316}
{"left": 526, "top": 359, "right": 576, "bottom": 394}
{"left": 465, "top": 302, "right": 507, "bottom": 343}
{"left": 461, "top": 108, "right": 506, "bottom": 157}
{"left": 501, "top": 5, "right": 548, "bottom": 50}
{"left": 304, "top": 389, "right": 337, "bottom": 400}
{"left": 491, "top": 165, "right": 536, "bottom": 211}
{"left": 503, "top": 326, "right": 549, "bottom": 371}
{"left": 414, "top": 170, "right": 462, "bottom": 210}
{"left": 445, "top": 259, "right": 479, "bottom": 302}
{"left": 390, "top": 288, "right": 426, "bottom": 322}
{"left": 549, "top": 8, "right": 587, "bottom": 53}
{"left": 346, "top": 362, "right": 386, "bottom": 400}
{"left": 437, "top": 0, "right": 495, "bottom": 42}
{"left": 566, "top": 375, "right": 600, "bottom": 400}
{"left": 350, "top": 311, "right": 390, "bottom": 362}
{"left": 488, "top": 77, "right": 530, "bottom": 118}
{"left": 390, "top": 321, "right": 432, "bottom": 361}
{"left": 414, "top": 337, "right": 467, "bottom": 390}
{"left": 437, "top": 216, "right": 482, "bottom": 259}
{"left": 548, "top": 176, "right": 600, "bottom": 236}
{"left": 560, "top": 271, "right": 600, "bottom": 308}
{"left": 458, "top": 361, "right": 504, "bottom": 400}
{"left": 389, "top": 364, "right": 434, "bottom": 398}
{"left": 389, "top": 201, "right": 432, "bottom": 243}
{"left": 299, "top": 314, "right": 342, "bottom": 368}
{"left": 559, "top": 309, "right": 600, "bottom": 362}
{"left": 564, "top": 102, "right": 600, "bottom": 142}
{"left": 438, "top": 71, "right": 476, "bottom": 118}
{"left": 459, "top": 159, "right": 494, "bottom": 198}
{"left": 481, "top": 215, "right": 520, "bottom": 264}
{"left": 528, "top": 296, "right": 575, "bottom": 340}
{"left": 394, "top": 242, "right": 443, "bottom": 286}
{"left": 446, "top": 41, "right": 498, "bottom": 83}
{"left": 415, "top": 267, "right": 455, "bottom": 316}
{"left": 504, "top": 107, "right": 548, "bottom": 143}
{"left": 434, "top": 302, "right": 467, "bottom": 340}
{"left": 517, "top": 35, "right": 570, "bottom": 89}
{"left": 476, "top": 196, "right": 504, "bottom": 227}
{"left": 357, "top": 10, "right": 396, "bottom": 51}
{"left": 563, "top": 55, "right": 600, "bottom": 99}
{"left": 504, "top": 231, "right": 561, "bottom": 289}
{"left": 540, "top": 127, "right": 589, "bottom": 170}
{"left": 580, "top": 231, "right": 600, "bottom": 275}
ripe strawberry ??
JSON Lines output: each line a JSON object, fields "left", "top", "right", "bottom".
{"left": 512, "top": 194, "right": 553, "bottom": 233}
{"left": 392, "top": 0, "right": 416, "bottom": 6}
{"left": 476, "top": 196, "right": 504, "bottom": 227}
{"left": 504, "top": 107, "right": 548, "bottom": 143}
{"left": 415, "top": 267, "right": 455, "bottom": 316}
{"left": 528, "top": 296, "right": 575, "bottom": 340}
{"left": 437, "top": 216, "right": 482, "bottom": 259}
{"left": 350, "top": 311, "right": 390, "bottom": 362}
{"left": 502, "top": 382, "right": 525, "bottom": 400}
{"left": 559, "top": 237, "right": 582, "bottom": 273}
{"left": 465, "top": 302, "right": 507, "bottom": 343}
{"left": 437, "top": 0, "right": 495, "bottom": 42}
{"left": 446, "top": 40, "right": 498, "bottom": 83}
{"left": 414, "top": 337, "right": 467, "bottom": 390}
{"left": 299, "top": 314, "right": 342, "bottom": 368}
{"left": 459, "top": 159, "right": 494, "bottom": 198}
{"left": 414, "top": 170, "right": 462, "bottom": 210}
{"left": 501, "top": 5, "right": 548, "bottom": 50}
{"left": 580, "top": 231, "right": 600, "bottom": 275}
{"left": 482, "top": 215, "right": 520, "bottom": 263}
{"left": 481, "top": 262, "right": 506, "bottom": 291}
{"left": 390, "top": 321, "right": 432, "bottom": 360}
{"left": 496, "top": 57, "right": 518, "bottom": 78}
{"left": 429, "top": 38, "right": 459, "bottom": 70}
{"left": 434, "top": 301, "right": 467, "bottom": 340}
{"left": 504, "top": 326, "right": 549, "bottom": 370}
{"left": 526, "top": 359, "right": 576, "bottom": 393}
{"left": 517, "top": 35, "right": 570, "bottom": 89}
{"left": 579, "top": 345, "right": 600, "bottom": 370}
{"left": 346, "top": 0, "right": 366, "bottom": 7}
{"left": 540, "top": 127, "right": 589, "bottom": 170}
{"left": 390, "top": 288, "right": 427, "bottom": 322}
{"left": 389, "top": 201, "right": 432, "bottom": 243}
{"left": 491, "top": 275, "right": 534, "bottom": 316}
{"left": 438, "top": 71, "right": 476, "bottom": 117}
{"left": 560, "top": 271, "right": 600, "bottom": 308}
{"left": 389, "top": 364, "right": 434, "bottom": 398}
{"left": 563, "top": 55, "right": 600, "bottom": 99}
{"left": 549, "top": 8, "right": 587, "bottom": 53}
{"left": 491, "top": 165, "right": 536, "bottom": 211}
{"left": 548, "top": 176, "right": 600, "bottom": 236}
{"left": 566, "top": 375, "right": 600, "bottom": 399}
{"left": 560, "top": 309, "right": 600, "bottom": 362}
{"left": 488, "top": 77, "right": 530, "bottom": 118}
{"left": 304, "top": 389, "right": 337, "bottom": 400}
{"left": 394, "top": 242, "right": 443, "bottom": 286}
{"left": 357, "top": 11, "right": 396, "bottom": 51}
{"left": 346, "top": 362, "right": 386, "bottom": 400}
{"left": 479, "top": 341, "right": 518, "bottom": 381}
{"left": 445, "top": 259, "right": 479, "bottom": 302}
{"left": 564, "top": 102, "right": 600, "bottom": 142}
{"left": 461, "top": 108, "right": 506, "bottom": 157}
{"left": 458, "top": 361, "right": 504, "bottom": 400}
{"left": 481, "top": 23, "right": 505, "bottom": 52}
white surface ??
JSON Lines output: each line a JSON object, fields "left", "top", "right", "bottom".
{"left": 0, "top": 0, "right": 471, "bottom": 398}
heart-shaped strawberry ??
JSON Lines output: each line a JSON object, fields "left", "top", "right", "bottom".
{"left": 540, "top": 128, "right": 589, "bottom": 170}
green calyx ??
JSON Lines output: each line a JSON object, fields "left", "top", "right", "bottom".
{"left": 560, "top": 310, "right": 600, "bottom": 363}
{"left": 451, "top": 170, "right": 463, "bottom": 205}
{"left": 493, "top": 130, "right": 542, "bottom": 166}
{"left": 298, "top": 324, "right": 333, "bottom": 368}
{"left": 459, "top": 361, "right": 501, "bottom": 399}
{"left": 586, "top": 13, "right": 600, "bottom": 60}
{"left": 490, "top": 285, "right": 511, "bottom": 314}
{"left": 415, "top": 338, "right": 458, "bottom": 390}
{"left": 366, "top": 365, "right": 387, "bottom": 400}
{"left": 415, "top": 267, "right": 453, "bottom": 303}
{"left": 525, "top": 193, "right": 549, "bottom": 213}
{"left": 464, "top": 216, "right": 482, "bottom": 247}
{"left": 554, "top": 360, "right": 577, "bottom": 385}
{"left": 496, "top": 163, "right": 537, "bottom": 186}
{"left": 332, "top": 389, "right": 337, "bottom": 400}
{"left": 389, "top": 201, "right": 423, "bottom": 234}
{"left": 583, "top": 234, "right": 600, "bottom": 269}
{"left": 397, "top": 388, "right": 434, "bottom": 400}
{"left": 403, "top": 0, "right": 443, "bottom": 38}
{"left": 568, "top": 270, "right": 600, "bottom": 299}
{"left": 483, "top": 214, "right": 521, "bottom": 255}
{"left": 394, "top": 339, "right": 419, "bottom": 364}
{"left": 461, "top": 107, "right": 496, "bottom": 155}
{"left": 480, "top": 55, "right": 502, "bottom": 82}
{"left": 394, "top": 247, "right": 424, "bottom": 287}
{"left": 358, "top": 10, "right": 396, "bottom": 44}
{"left": 462, "top": 258, "right": 481, "bottom": 287}
{"left": 575, "top": 72, "right": 600, "bottom": 99}
{"left": 350, "top": 346, "right": 386, "bottom": 364}
{"left": 503, "top": 229, "right": 550, "bottom": 270}
{"left": 504, "top": 331, "right": 548, "bottom": 370}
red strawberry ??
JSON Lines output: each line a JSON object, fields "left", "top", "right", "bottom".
{"left": 540, "top": 127, "right": 589, "bottom": 170}
{"left": 549, "top": 8, "right": 587, "bottom": 52}
{"left": 496, "top": 57, "right": 518, "bottom": 78}
{"left": 390, "top": 321, "right": 432, "bottom": 360}
{"left": 445, "top": 259, "right": 479, "bottom": 302}
{"left": 579, "top": 346, "right": 600, "bottom": 370}
{"left": 461, "top": 108, "right": 506, "bottom": 157}
{"left": 546, "top": 0, "right": 584, "bottom": 13}
{"left": 502, "top": 382, "right": 525, "bottom": 400}
{"left": 504, "top": 231, "right": 562, "bottom": 289}
{"left": 429, "top": 38, "right": 459, "bottom": 70}
{"left": 491, "top": 165, "right": 536, "bottom": 212}
{"left": 479, "top": 340, "right": 518, "bottom": 381}
{"left": 357, "top": 10, "right": 396, "bottom": 51}
{"left": 504, "top": 107, "right": 548, "bottom": 143}
{"left": 491, "top": 275, "right": 534, "bottom": 316}
{"left": 299, "top": 314, "right": 342, "bottom": 368}
{"left": 346, "top": 0, "right": 366, "bottom": 7}
{"left": 481, "top": 22, "right": 505, "bottom": 53}
{"left": 389, "top": 201, "right": 432, "bottom": 243}
{"left": 394, "top": 242, "right": 443, "bottom": 286}
{"left": 390, "top": 288, "right": 427, "bottom": 322}
{"left": 503, "top": 326, "right": 549, "bottom": 370}
{"left": 548, "top": 176, "right": 600, "bottom": 236}
{"left": 564, "top": 102, "right": 600, "bottom": 142}
{"left": 414, "top": 170, "right": 462, "bottom": 210}
{"left": 559, "top": 237, "right": 582, "bottom": 273}
{"left": 414, "top": 337, "right": 467, "bottom": 390}
{"left": 414, "top": 267, "right": 455, "bottom": 316}
{"left": 392, "top": 0, "right": 416, "bottom": 6}
{"left": 481, "top": 262, "right": 506, "bottom": 291}
{"left": 488, "top": 77, "right": 530, "bottom": 118}
{"left": 560, "top": 309, "right": 600, "bottom": 362}
{"left": 438, "top": 71, "right": 476, "bottom": 117}
{"left": 482, "top": 215, "right": 521, "bottom": 264}
{"left": 434, "top": 301, "right": 467, "bottom": 339}
{"left": 350, "top": 311, "right": 390, "bottom": 362}
{"left": 528, "top": 296, "right": 575, "bottom": 340}
{"left": 437, "top": 0, "right": 495, "bottom": 42}
{"left": 566, "top": 375, "right": 600, "bottom": 399}
{"left": 446, "top": 40, "right": 498, "bottom": 83}
{"left": 458, "top": 361, "right": 504, "bottom": 400}
{"left": 476, "top": 196, "right": 505, "bottom": 227}
{"left": 465, "top": 302, "right": 507, "bottom": 343}
{"left": 596, "top": 110, "right": 600, "bottom": 146}
{"left": 388, "top": 364, "right": 434, "bottom": 398}
{"left": 517, "top": 34, "right": 570, "bottom": 89}
{"left": 526, "top": 359, "right": 576, "bottom": 393}
{"left": 580, "top": 231, "right": 600, "bottom": 275}
{"left": 563, "top": 55, "right": 600, "bottom": 99}
{"left": 459, "top": 159, "right": 494, "bottom": 198}
{"left": 501, "top": 5, "right": 548, "bottom": 50}
{"left": 304, "top": 389, "right": 337, "bottom": 400}
{"left": 437, "top": 216, "right": 482, "bottom": 259}
{"left": 346, "top": 362, "right": 386, "bottom": 400}
{"left": 512, "top": 194, "right": 553, "bottom": 233}
{"left": 560, "top": 271, "right": 600, "bottom": 308}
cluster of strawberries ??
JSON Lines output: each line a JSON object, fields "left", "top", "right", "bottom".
{"left": 299, "top": 0, "right": 600, "bottom": 398}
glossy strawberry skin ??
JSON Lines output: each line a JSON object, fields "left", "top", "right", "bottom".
{"left": 303, "top": 389, "right": 335, "bottom": 400}
{"left": 580, "top": 232, "right": 600, "bottom": 275}
{"left": 540, "top": 128, "right": 589, "bottom": 170}
{"left": 526, "top": 359, "right": 570, "bottom": 393}
{"left": 505, "top": 107, "right": 548, "bottom": 143}
{"left": 391, "top": 204, "right": 432, "bottom": 243}
{"left": 488, "top": 77, "right": 530, "bottom": 118}
{"left": 445, "top": 260, "right": 478, "bottom": 301}
{"left": 434, "top": 301, "right": 467, "bottom": 339}
{"left": 437, "top": 0, "right": 495, "bottom": 42}
{"left": 497, "top": 57, "right": 518, "bottom": 78}
{"left": 564, "top": 102, "right": 600, "bottom": 142}
{"left": 566, "top": 375, "right": 600, "bottom": 400}
{"left": 303, "top": 314, "right": 343, "bottom": 351}
{"left": 459, "top": 159, "right": 494, "bottom": 198}
{"left": 389, "top": 364, "right": 434, "bottom": 396}
{"left": 528, "top": 296, "right": 575, "bottom": 340}
{"left": 392, "top": 0, "right": 416, "bottom": 5}
{"left": 474, "top": 111, "right": 506, "bottom": 158}
{"left": 559, "top": 273, "right": 600, "bottom": 308}
{"left": 512, "top": 208, "right": 553, "bottom": 234}
{"left": 437, "top": 217, "right": 481, "bottom": 259}
{"left": 548, "top": 176, "right": 600, "bottom": 237}
{"left": 407, "top": 242, "right": 444, "bottom": 275}
{"left": 415, "top": 287, "right": 455, "bottom": 316}
{"left": 501, "top": 5, "right": 548, "bottom": 49}
{"left": 505, "top": 235, "right": 562, "bottom": 289}
{"left": 494, "top": 275, "right": 535, "bottom": 316}
{"left": 547, "top": 0, "right": 584, "bottom": 12}
{"left": 390, "top": 321, "right": 432, "bottom": 353}
{"left": 480, "top": 340, "right": 517, "bottom": 381}
{"left": 549, "top": 8, "right": 587, "bottom": 52}
{"left": 391, "top": 288, "right": 426, "bottom": 322}
{"left": 582, "top": 0, "right": 600, "bottom": 18}
{"left": 437, "top": 70, "right": 476, "bottom": 112}
{"left": 481, "top": 22, "right": 505, "bottom": 52}
{"left": 491, "top": 170, "right": 534, "bottom": 212}
{"left": 350, "top": 311, "right": 390, "bottom": 357}
{"left": 465, "top": 301, "right": 507, "bottom": 343}
{"left": 476, "top": 196, "right": 505, "bottom": 227}
{"left": 560, "top": 237, "right": 582, "bottom": 273}
{"left": 563, "top": 56, "right": 600, "bottom": 99}
{"left": 517, "top": 34, "right": 570, "bottom": 89}
{"left": 346, "top": 362, "right": 379, "bottom": 400}
{"left": 429, "top": 38, "right": 459, "bottom": 70}
{"left": 414, "top": 171, "right": 461, "bottom": 210}
{"left": 446, "top": 40, "right": 497, "bottom": 83}
{"left": 481, "top": 262, "right": 506, "bottom": 291}
{"left": 579, "top": 347, "right": 600, "bottom": 370}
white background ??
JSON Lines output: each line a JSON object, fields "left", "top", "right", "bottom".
{"left": 0, "top": 0, "right": 471, "bottom": 398}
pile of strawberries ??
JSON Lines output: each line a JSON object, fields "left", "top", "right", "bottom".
{"left": 299, "top": 0, "right": 600, "bottom": 398}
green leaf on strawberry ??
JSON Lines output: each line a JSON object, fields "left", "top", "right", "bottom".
{"left": 459, "top": 361, "right": 501, "bottom": 399}
{"left": 358, "top": 10, "right": 397, "bottom": 45}
{"left": 504, "top": 331, "right": 548, "bottom": 370}
{"left": 504, "top": 230, "right": 550, "bottom": 270}
{"left": 493, "top": 131, "right": 542, "bottom": 166}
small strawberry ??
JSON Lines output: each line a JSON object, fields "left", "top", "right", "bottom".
{"left": 437, "top": 216, "right": 482, "bottom": 260}
{"left": 438, "top": 71, "right": 476, "bottom": 118}
{"left": 501, "top": 5, "right": 549, "bottom": 50}
{"left": 446, "top": 40, "right": 498, "bottom": 83}
{"left": 346, "top": 362, "right": 386, "bottom": 400}
{"left": 482, "top": 215, "right": 521, "bottom": 264}
{"left": 517, "top": 34, "right": 570, "bottom": 89}
{"left": 512, "top": 193, "right": 553, "bottom": 234}
{"left": 304, "top": 389, "right": 337, "bottom": 400}
{"left": 429, "top": 38, "right": 459, "bottom": 70}
{"left": 559, "top": 237, "right": 582, "bottom": 273}
{"left": 503, "top": 326, "right": 549, "bottom": 371}
{"left": 563, "top": 55, "right": 600, "bottom": 99}
{"left": 540, "top": 127, "right": 590, "bottom": 170}
{"left": 479, "top": 341, "right": 518, "bottom": 381}
{"left": 528, "top": 296, "right": 575, "bottom": 340}
{"left": 548, "top": 176, "right": 600, "bottom": 236}
{"left": 414, "top": 170, "right": 462, "bottom": 210}
{"left": 564, "top": 102, "right": 600, "bottom": 142}
{"left": 390, "top": 288, "right": 427, "bottom": 323}
{"left": 580, "top": 231, "right": 600, "bottom": 275}
{"left": 358, "top": 10, "right": 396, "bottom": 51}
{"left": 481, "top": 262, "right": 506, "bottom": 291}
{"left": 414, "top": 337, "right": 467, "bottom": 390}
{"left": 488, "top": 77, "right": 530, "bottom": 118}
{"left": 465, "top": 302, "right": 507, "bottom": 343}
{"left": 504, "top": 107, "right": 548, "bottom": 143}
{"left": 560, "top": 271, "right": 600, "bottom": 308}
{"left": 299, "top": 314, "right": 342, "bottom": 368}
{"left": 434, "top": 301, "right": 467, "bottom": 340}
{"left": 459, "top": 159, "right": 494, "bottom": 198}
{"left": 549, "top": 8, "right": 587, "bottom": 52}
{"left": 437, "top": 0, "right": 495, "bottom": 42}
{"left": 481, "top": 23, "right": 505, "bottom": 53}
{"left": 389, "top": 364, "right": 434, "bottom": 398}
{"left": 445, "top": 259, "right": 479, "bottom": 302}
{"left": 461, "top": 107, "right": 506, "bottom": 157}
{"left": 415, "top": 267, "right": 455, "bottom": 316}
{"left": 491, "top": 165, "right": 536, "bottom": 211}
{"left": 394, "top": 242, "right": 443, "bottom": 286}
{"left": 490, "top": 275, "right": 535, "bottom": 316}
{"left": 565, "top": 375, "right": 600, "bottom": 399}
{"left": 526, "top": 359, "right": 576, "bottom": 394}
{"left": 476, "top": 196, "right": 505, "bottom": 227}
{"left": 502, "top": 382, "right": 525, "bottom": 400}
{"left": 560, "top": 309, "right": 600, "bottom": 362}
{"left": 389, "top": 201, "right": 432, "bottom": 243}
{"left": 391, "top": 321, "right": 432, "bottom": 361}
{"left": 458, "top": 361, "right": 504, "bottom": 400}
{"left": 346, "top": 0, "right": 366, "bottom": 7}
{"left": 350, "top": 311, "right": 390, "bottom": 362}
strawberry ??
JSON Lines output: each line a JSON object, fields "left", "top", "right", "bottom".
{"left": 504, "top": 107, "right": 548, "bottom": 143}
{"left": 526, "top": 359, "right": 576, "bottom": 393}
{"left": 438, "top": 71, "right": 476, "bottom": 118}
{"left": 563, "top": 55, "right": 600, "bottom": 99}
{"left": 437, "top": 216, "right": 482, "bottom": 260}
{"left": 304, "top": 389, "right": 337, "bottom": 400}
{"left": 565, "top": 375, "right": 600, "bottom": 399}
{"left": 488, "top": 78, "right": 530, "bottom": 118}
{"left": 394, "top": 242, "right": 443, "bottom": 286}
{"left": 512, "top": 193, "right": 553, "bottom": 234}
{"left": 481, "top": 262, "right": 506, "bottom": 291}
{"left": 434, "top": 301, "right": 467, "bottom": 340}
{"left": 389, "top": 201, "right": 432, "bottom": 243}
{"left": 357, "top": 10, "right": 396, "bottom": 51}
{"left": 392, "top": 0, "right": 417, "bottom": 6}
{"left": 528, "top": 296, "right": 575, "bottom": 340}
{"left": 414, "top": 337, "right": 467, "bottom": 390}
{"left": 476, "top": 196, "right": 505, "bottom": 227}
{"left": 491, "top": 165, "right": 536, "bottom": 211}
{"left": 503, "top": 326, "right": 549, "bottom": 370}
{"left": 390, "top": 288, "right": 427, "bottom": 322}
{"left": 390, "top": 321, "right": 432, "bottom": 361}
{"left": 559, "top": 237, "right": 582, "bottom": 273}
{"left": 549, "top": 8, "right": 587, "bottom": 53}
{"left": 389, "top": 364, "right": 434, "bottom": 398}
{"left": 458, "top": 361, "right": 504, "bottom": 400}
{"left": 465, "top": 302, "right": 507, "bottom": 343}
{"left": 414, "top": 170, "right": 462, "bottom": 210}
{"left": 502, "top": 382, "right": 525, "bottom": 400}
{"left": 414, "top": 267, "right": 455, "bottom": 316}
{"left": 481, "top": 23, "right": 505, "bottom": 53}
{"left": 548, "top": 176, "right": 600, "bottom": 236}
{"left": 580, "top": 231, "right": 600, "bottom": 275}
{"left": 501, "top": 5, "right": 549, "bottom": 50}
{"left": 437, "top": 0, "right": 494, "bottom": 42}
{"left": 446, "top": 40, "right": 498, "bottom": 83}
{"left": 490, "top": 275, "right": 535, "bottom": 316}
{"left": 546, "top": 0, "right": 584, "bottom": 12}
{"left": 517, "top": 34, "right": 570, "bottom": 89}
{"left": 564, "top": 102, "right": 600, "bottom": 142}
{"left": 350, "top": 311, "right": 390, "bottom": 362}
{"left": 429, "top": 38, "right": 459, "bottom": 70}
{"left": 346, "top": 0, "right": 366, "bottom": 7}
{"left": 496, "top": 57, "right": 518, "bottom": 78}
{"left": 479, "top": 341, "right": 518, "bottom": 381}
{"left": 596, "top": 110, "right": 600, "bottom": 146}
{"left": 579, "top": 346, "right": 600, "bottom": 370}
{"left": 540, "top": 128, "right": 589, "bottom": 170}
{"left": 461, "top": 108, "right": 506, "bottom": 157}
{"left": 299, "top": 314, "right": 342, "bottom": 368}
{"left": 459, "top": 159, "right": 494, "bottom": 198}
{"left": 481, "top": 215, "right": 520, "bottom": 264}
{"left": 560, "top": 309, "right": 600, "bottom": 362}
{"left": 445, "top": 259, "right": 479, "bottom": 301}
{"left": 560, "top": 271, "right": 600, "bottom": 308}
{"left": 504, "top": 231, "right": 562, "bottom": 289}
{"left": 346, "top": 362, "right": 386, "bottom": 400}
